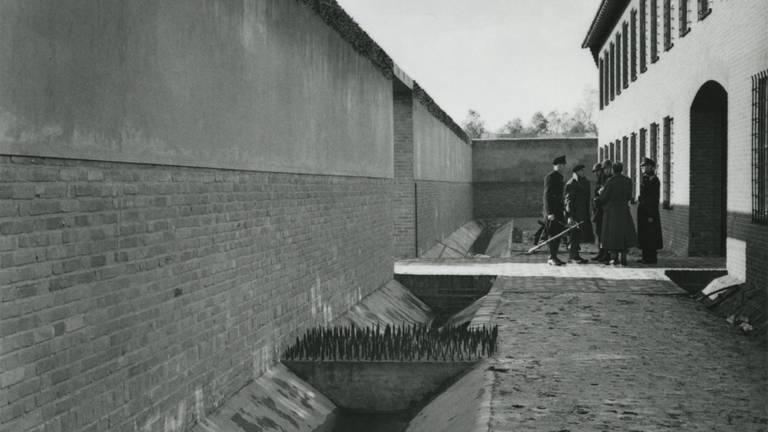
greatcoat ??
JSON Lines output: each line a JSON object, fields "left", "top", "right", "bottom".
{"left": 637, "top": 173, "right": 664, "bottom": 251}
{"left": 591, "top": 171, "right": 611, "bottom": 241}
{"left": 543, "top": 170, "right": 566, "bottom": 236}
{"left": 598, "top": 173, "right": 637, "bottom": 250}
{"left": 565, "top": 176, "right": 595, "bottom": 243}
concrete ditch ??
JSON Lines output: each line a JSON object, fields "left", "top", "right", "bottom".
{"left": 192, "top": 273, "right": 501, "bottom": 432}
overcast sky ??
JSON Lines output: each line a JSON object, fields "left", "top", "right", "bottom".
{"left": 336, "top": 0, "right": 603, "bottom": 131}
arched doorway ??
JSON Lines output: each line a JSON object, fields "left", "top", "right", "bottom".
{"left": 689, "top": 81, "right": 727, "bottom": 256}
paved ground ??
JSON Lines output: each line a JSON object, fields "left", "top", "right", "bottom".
{"left": 487, "top": 271, "right": 767, "bottom": 432}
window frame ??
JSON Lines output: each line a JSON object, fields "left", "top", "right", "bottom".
{"left": 610, "top": 43, "right": 616, "bottom": 101}
{"left": 640, "top": 0, "right": 648, "bottom": 72}
{"left": 752, "top": 70, "right": 768, "bottom": 225}
{"left": 650, "top": 0, "right": 659, "bottom": 63}
{"left": 679, "top": 0, "right": 691, "bottom": 37}
{"left": 622, "top": 21, "right": 629, "bottom": 89}
{"left": 631, "top": 9, "right": 638, "bottom": 81}
{"left": 698, "top": 0, "right": 711, "bottom": 21}
{"left": 662, "top": 116, "right": 673, "bottom": 209}
{"left": 663, "top": 0, "right": 674, "bottom": 51}
{"left": 630, "top": 133, "right": 638, "bottom": 200}
{"left": 616, "top": 33, "right": 622, "bottom": 96}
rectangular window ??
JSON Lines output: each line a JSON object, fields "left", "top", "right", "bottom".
{"left": 651, "top": 0, "right": 659, "bottom": 63}
{"left": 650, "top": 122, "right": 659, "bottom": 161}
{"left": 622, "top": 22, "right": 629, "bottom": 88}
{"left": 610, "top": 43, "right": 616, "bottom": 100}
{"left": 752, "top": 70, "right": 768, "bottom": 225}
{"left": 662, "top": 117, "right": 673, "bottom": 209}
{"left": 698, "top": 0, "right": 711, "bottom": 20}
{"left": 679, "top": 0, "right": 690, "bottom": 37}
{"left": 615, "top": 34, "right": 622, "bottom": 96}
{"left": 631, "top": 9, "right": 638, "bottom": 81}
{"left": 602, "top": 52, "right": 610, "bottom": 107}
{"left": 663, "top": 0, "right": 673, "bottom": 51}
{"left": 599, "top": 59, "right": 604, "bottom": 110}
{"left": 640, "top": 0, "right": 648, "bottom": 72}
{"left": 640, "top": 128, "right": 647, "bottom": 162}
{"left": 630, "top": 133, "right": 638, "bottom": 199}
{"left": 610, "top": 141, "right": 616, "bottom": 161}
{"left": 616, "top": 139, "right": 622, "bottom": 161}
{"left": 622, "top": 136, "right": 629, "bottom": 164}
{"left": 599, "top": 146, "right": 605, "bottom": 162}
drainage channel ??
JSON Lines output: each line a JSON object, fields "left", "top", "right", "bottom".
{"left": 281, "top": 275, "right": 499, "bottom": 432}
{"left": 193, "top": 223, "right": 504, "bottom": 432}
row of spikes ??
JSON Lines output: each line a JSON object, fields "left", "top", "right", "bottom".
{"left": 282, "top": 323, "right": 498, "bottom": 362}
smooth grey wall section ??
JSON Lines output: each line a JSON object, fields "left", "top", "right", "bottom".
{"left": 413, "top": 101, "right": 472, "bottom": 182}
{"left": 473, "top": 138, "right": 597, "bottom": 218}
{"left": 473, "top": 138, "right": 598, "bottom": 183}
{"left": 0, "top": 0, "right": 393, "bottom": 178}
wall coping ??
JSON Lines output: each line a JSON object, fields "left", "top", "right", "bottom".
{"left": 302, "top": 0, "right": 469, "bottom": 145}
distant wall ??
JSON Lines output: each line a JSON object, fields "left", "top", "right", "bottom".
{"left": 0, "top": 0, "right": 393, "bottom": 178}
{"left": 472, "top": 138, "right": 598, "bottom": 219}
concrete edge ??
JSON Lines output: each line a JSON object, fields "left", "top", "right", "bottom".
{"left": 403, "top": 360, "right": 494, "bottom": 432}
{"left": 468, "top": 278, "right": 504, "bottom": 330}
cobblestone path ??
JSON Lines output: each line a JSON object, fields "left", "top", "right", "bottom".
{"left": 489, "top": 274, "right": 767, "bottom": 431}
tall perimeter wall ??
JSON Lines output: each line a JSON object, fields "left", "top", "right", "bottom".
{"left": 392, "top": 80, "right": 473, "bottom": 259}
{"left": 472, "top": 138, "right": 598, "bottom": 219}
{"left": 0, "top": 1, "right": 471, "bottom": 431}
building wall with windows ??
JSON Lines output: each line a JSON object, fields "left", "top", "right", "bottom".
{"left": 584, "top": 1, "right": 768, "bottom": 329}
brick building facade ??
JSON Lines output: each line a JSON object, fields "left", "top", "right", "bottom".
{"left": 583, "top": 1, "right": 768, "bottom": 327}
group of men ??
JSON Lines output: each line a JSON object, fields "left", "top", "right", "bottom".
{"left": 542, "top": 155, "right": 663, "bottom": 266}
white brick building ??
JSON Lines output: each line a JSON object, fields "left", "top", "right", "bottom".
{"left": 582, "top": 0, "right": 767, "bottom": 316}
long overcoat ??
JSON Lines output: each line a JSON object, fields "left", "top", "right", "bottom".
{"left": 637, "top": 174, "right": 663, "bottom": 250}
{"left": 565, "top": 176, "right": 595, "bottom": 243}
{"left": 543, "top": 170, "right": 565, "bottom": 236}
{"left": 598, "top": 174, "right": 637, "bottom": 250}
{"left": 591, "top": 172, "right": 610, "bottom": 240}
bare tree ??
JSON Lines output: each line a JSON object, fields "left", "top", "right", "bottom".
{"left": 497, "top": 118, "right": 525, "bottom": 136}
{"left": 462, "top": 109, "right": 487, "bottom": 139}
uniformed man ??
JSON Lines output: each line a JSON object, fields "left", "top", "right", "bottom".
{"left": 637, "top": 158, "right": 663, "bottom": 263}
{"left": 592, "top": 159, "right": 613, "bottom": 263}
{"left": 565, "top": 164, "right": 593, "bottom": 263}
{"left": 598, "top": 162, "right": 637, "bottom": 266}
{"left": 543, "top": 155, "right": 567, "bottom": 266}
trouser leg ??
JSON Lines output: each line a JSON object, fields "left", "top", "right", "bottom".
{"left": 548, "top": 237, "right": 561, "bottom": 259}
{"left": 568, "top": 229, "right": 581, "bottom": 259}
{"left": 642, "top": 249, "right": 657, "bottom": 263}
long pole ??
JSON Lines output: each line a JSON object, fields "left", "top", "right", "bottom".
{"left": 526, "top": 221, "right": 583, "bottom": 254}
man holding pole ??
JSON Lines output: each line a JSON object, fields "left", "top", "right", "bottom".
{"left": 543, "top": 155, "right": 567, "bottom": 266}
{"left": 565, "top": 164, "right": 593, "bottom": 263}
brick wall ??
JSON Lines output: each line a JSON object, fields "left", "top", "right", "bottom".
{"left": 0, "top": 155, "right": 393, "bottom": 432}
{"left": 659, "top": 205, "right": 689, "bottom": 256}
{"left": 393, "top": 83, "right": 416, "bottom": 259}
{"left": 415, "top": 181, "right": 473, "bottom": 257}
